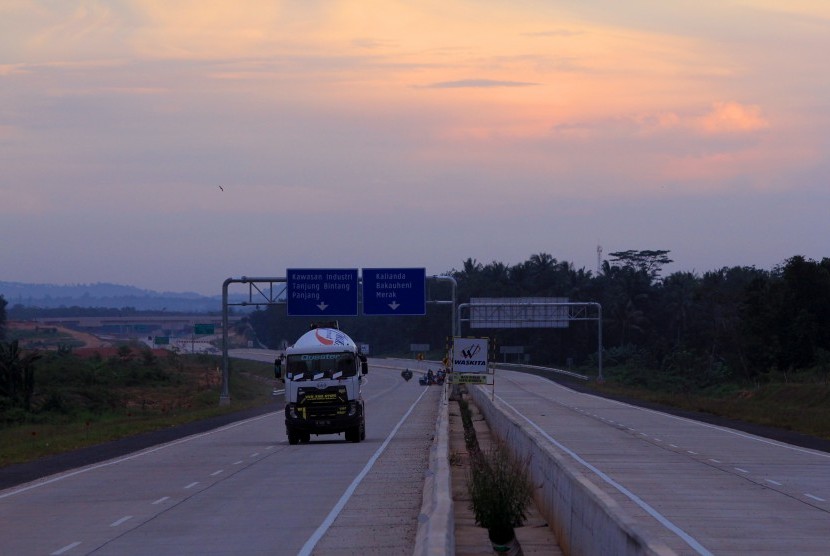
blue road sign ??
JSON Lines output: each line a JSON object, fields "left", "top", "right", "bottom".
{"left": 287, "top": 268, "right": 359, "bottom": 316}
{"left": 362, "top": 268, "right": 426, "bottom": 315}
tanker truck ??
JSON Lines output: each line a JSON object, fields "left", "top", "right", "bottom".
{"left": 274, "top": 323, "right": 367, "bottom": 444}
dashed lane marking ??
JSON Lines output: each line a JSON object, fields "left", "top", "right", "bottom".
{"left": 51, "top": 541, "right": 81, "bottom": 555}
{"left": 110, "top": 515, "right": 133, "bottom": 527}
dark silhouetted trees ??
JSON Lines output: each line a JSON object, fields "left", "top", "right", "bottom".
{"left": 245, "top": 252, "right": 830, "bottom": 386}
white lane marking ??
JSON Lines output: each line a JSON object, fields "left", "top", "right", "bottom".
{"left": 598, "top": 391, "right": 830, "bottom": 457}
{"left": 735, "top": 467, "right": 749, "bottom": 474}
{"left": 250, "top": 452, "right": 260, "bottom": 458}
{"left": 498, "top": 395, "right": 713, "bottom": 556}
{"left": 110, "top": 515, "right": 133, "bottom": 527}
{"left": 233, "top": 460, "right": 244, "bottom": 465}
{"left": 51, "top": 541, "right": 81, "bottom": 555}
{"left": 184, "top": 482, "right": 199, "bottom": 489}
{"left": 805, "top": 494, "right": 825, "bottom": 502}
{"left": 0, "top": 412, "right": 278, "bottom": 500}
{"left": 670, "top": 444, "right": 679, "bottom": 448}
{"left": 521, "top": 372, "right": 830, "bottom": 459}
{"left": 688, "top": 451, "right": 698, "bottom": 455}
{"left": 210, "top": 470, "right": 224, "bottom": 477}
{"left": 709, "top": 459, "right": 721, "bottom": 464}
{"left": 765, "top": 479, "right": 782, "bottom": 486}
{"left": 297, "top": 387, "right": 430, "bottom": 556}
{"left": 152, "top": 496, "right": 170, "bottom": 504}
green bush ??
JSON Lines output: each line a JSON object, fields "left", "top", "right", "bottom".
{"left": 467, "top": 441, "right": 534, "bottom": 544}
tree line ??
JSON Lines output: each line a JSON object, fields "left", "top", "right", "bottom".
{"left": 249, "top": 251, "right": 830, "bottom": 390}
{"left": 4, "top": 250, "right": 830, "bottom": 398}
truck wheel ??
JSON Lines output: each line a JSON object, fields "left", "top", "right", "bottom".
{"left": 345, "top": 426, "right": 360, "bottom": 443}
{"left": 287, "top": 429, "right": 300, "bottom": 445}
{"left": 360, "top": 420, "right": 366, "bottom": 441}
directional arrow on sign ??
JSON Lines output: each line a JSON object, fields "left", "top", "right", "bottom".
{"left": 317, "top": 302, "right": 329, "bottom": 311}
{"left": 361, "top": 268, "right": 426, "bottom": 315}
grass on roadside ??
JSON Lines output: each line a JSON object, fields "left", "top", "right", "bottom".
{"left": 588, "top": 377, "right": 830, "bottom": 441}
{"left": 0, "top": 352, "right": 277, "bottom": 467}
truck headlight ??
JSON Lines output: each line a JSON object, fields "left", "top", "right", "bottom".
{"left": 286, "top": 404, "right": 299, "bottom": 419}
{"left": 347, "top": 401, "right": 358, "bottom": 417}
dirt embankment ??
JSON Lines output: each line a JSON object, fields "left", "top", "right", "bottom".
{"left": 8, "top": 321, "right": 113, "bottom": 349}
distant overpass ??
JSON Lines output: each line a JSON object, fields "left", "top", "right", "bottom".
{"left": 33, "top": 315, "right": 244, "bottom": 336}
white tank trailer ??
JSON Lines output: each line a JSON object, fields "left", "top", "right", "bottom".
{"left": 274, "top": 324, "right": 367, "bottom": 444}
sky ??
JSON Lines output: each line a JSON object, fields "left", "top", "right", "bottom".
{"left": 2, "top": 1, "right": 829, "bottom": 296}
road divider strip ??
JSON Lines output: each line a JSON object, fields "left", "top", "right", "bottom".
{"left": 469, "top": 384, "right": 690, "bottom": 556}
{"left": 297, "top": 386, "right": 431, "bottom": 556}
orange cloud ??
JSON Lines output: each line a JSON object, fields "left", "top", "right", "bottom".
{"left": 0, "top": 64, "right": 29, "bottom": 76}
{"left": 697, "top": 101, "right": 769, "bottom": 134}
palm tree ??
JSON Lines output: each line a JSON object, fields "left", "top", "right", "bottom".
{"left": 659, "top": 271, "right": 698, "bottom": 347}
{"left": 600, "top": 262, "right": 652, "bottom": 347}
{"left": 0, "top": 340, "right": 42, "bottom": 411}
{"left": 0, "top": 295, "right": 7, "bottom": 340}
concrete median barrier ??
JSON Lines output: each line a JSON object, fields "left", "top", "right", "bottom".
{"left": 469, "top": 386, "right": 675, "bottom": 556}
{"left": 413, "top": 385, "right": 455, "bottom": 556}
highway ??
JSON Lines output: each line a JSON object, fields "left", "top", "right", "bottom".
{"left": 480, "top": 369, "right": 830, "bottom": 554}
{"left": 5, "top": 353, "right": 830, "bottom": 555}
{"left": 0, "top": 355, "right": 439, "bottom": 556}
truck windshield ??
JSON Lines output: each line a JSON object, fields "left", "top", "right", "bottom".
{"left": 286, "top": 353, "right": 356, "bottom": 380}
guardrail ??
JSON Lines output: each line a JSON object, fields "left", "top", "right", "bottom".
{"left": 495, "top": 362, "right": 589, "bottom": 381}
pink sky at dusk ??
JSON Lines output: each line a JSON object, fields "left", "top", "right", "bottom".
{"left": 2, "top": 1, "right": 829, "bottom": 294}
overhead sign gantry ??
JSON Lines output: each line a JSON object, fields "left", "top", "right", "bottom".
{"left": 220, "top": 269, "right": 456, "bottom": 405}
{"left": 285, "top": 267, "right": 427, "bottom": 317}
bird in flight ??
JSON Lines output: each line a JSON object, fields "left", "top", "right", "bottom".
{"left": 219, "top": 185, "right": 224, "bottom": 191}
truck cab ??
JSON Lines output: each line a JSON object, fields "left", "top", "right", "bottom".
{"left": 275, "top": 325, "right": 367, "bottom": 444}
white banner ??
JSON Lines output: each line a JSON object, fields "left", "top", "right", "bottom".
{"left": 470, "top": 297, "right": 569, "bottom": 328}
{"left": 452, "top": 337, "right": 489, "bottom": 373}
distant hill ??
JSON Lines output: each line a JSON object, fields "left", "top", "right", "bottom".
{"left": 0, "top": 281, "right": 254, "bottom": 313}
